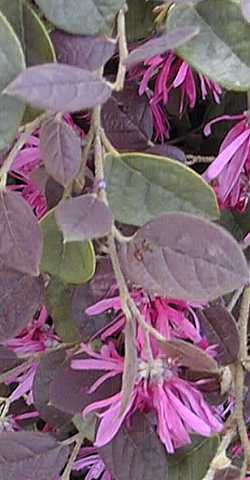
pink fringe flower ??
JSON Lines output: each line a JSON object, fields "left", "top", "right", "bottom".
{"left": 72, "top": 342, "right": 222, "bottom": 453}
{"left": 130, "top": 51, "right": 222, "bottom": 141}
{"left": 203, "top": 113, "right": 250, "bottom": 211}
{"left": 85, "top": 290, "right": 202, "bottom": 347}
{"left": 73, "top": 447, "right": 112, "bottom": 480}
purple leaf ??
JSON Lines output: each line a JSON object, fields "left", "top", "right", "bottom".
{"left": 40, "top": 116, "right": 81, "bottom": 187}
{"left": 158, "top": 339, "right": 218, "bottom": 373}
{"left": 98, "top": 412, "right": 169, "bottom": 480}
{"left": 125, "top": 27, "right": 199, "bottom": 67}
{"left": 0, "top": 269, "right": 43, "bottom": 341}
{"left": 55, "top": 194, "right": 113, "bottom": 242}
{"left": 196, "top": 305, "right": 240, "bottom": 365}
{"left": 49, "top": 355, "right": 121, "bottom": 415}
{"left": 0, "top": 346, "right": 21, "bottom": 375}
{"left": 45, "top": 176, "right": 64, "bottom": 210}
{"left": 71, "top": 257, "right": 116, "bottom": 341}
{"left": 241, "top": 0, "right": 250, "bottom": 22}
{"left": 101, "top": 82, "right": 153, "bottom": 151}
{"left": 0, "top": 431, "right": 69, "bottom": 480}
{"left": 51, "top": 30, "right": 115, "bottom": 71}
{"left": 145, "top": 144, "right": 186, "bottom": 163}
{"left": 33, "top": 349, "right": 73, "bottom": 427}
{"left": 0, "top": 191, "right": 43, "bottom": 276}
{"left": 5, "top": 63, "right": 112, "bottom": 113}
{"left": 120, "top": 213, "right": 249, "bottom": 302}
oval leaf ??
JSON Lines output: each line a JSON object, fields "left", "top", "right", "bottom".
{"left": 167, "top": 0, "right": 250, "bottom": 91}
{"left": 196, "top": 305, "right": 240, "bottom": 365}
{"left": 0, "top": 11, "right": 25, "bottom": 150}
{"left": 51, "top": 30, "right": 115, "bottom": 71}
{"left": 125, "top": 27, "right": 199, "bottom": 67}
{"left": 35, "top": 0, "right": 125, "bottom": 36}
{"left": 166, "top": 435, "right": 219, "bottom": 480}
{"left": 55, "top": 194, "right": 113, "bottom": 242}
{"left": 99, "top": 412, "right": 169, "bottom": 480}
{"left": 157, "top": 339, "right": 218, "bottom": 373}
{"left": 102, "top": 84, "right": 153, "bottom": 151}
{"left": 5, "top": 63, "right": 112, "bottom": 113}
{"left": 0, "top": 268, "right": 43, "bottom": 341}
{"left": 0, "top": 431, "right": 69, "bottom": 480}
{"left": 105, "top": 153, "right": 219, "bottom": 226}
{"left": 40, "top": 116, "right": 81, "bottom": 187}
{"left": 40, "top": 210, "right": 96, "bottom": 284}
{"left": 120, "top": 213, "right": 249, "bottom": 302}
{"left": 0, "top": 191, "right": 43, "bottom": 276}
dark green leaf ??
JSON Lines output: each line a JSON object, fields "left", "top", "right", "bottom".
{"left": 35, "top": 0, "right": 125, "bottom": 35}
{"left": 105, "top": 153, "right": 219, "bottom": 226}
{"left": 0, "top": 11, "right": 25, "bottom": 149}
{"left": 40, "top": 210, "right": 96, "bottom": 284}
{"left": 167, "top": 0, "right": 250, "bottom": 91}
{"left": 45, "top": 277, "right": 81, "bottom": 343}
{"left": 120, "top": 213, "right": 249, "bottom": 302}
{"left": 126, "top": 0, "right": 155, "bottom": 42}
{"left": 167, "top": 435, "right": 219, "bottom": 480}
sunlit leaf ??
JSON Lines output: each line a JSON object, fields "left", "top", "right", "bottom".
{"left": 105, "top": 153, "right": 219, "bottom": 225}
{"left": 40, "top": 210, "right": 96, "bottom": 284}
{"left": 167, "top": 0, "right": 250, "bottom": 91}
{"left": 120, "top": 213, "right": 249, "bottom": 302}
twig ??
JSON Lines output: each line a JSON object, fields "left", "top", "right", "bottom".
{"left": 227, "top": 287, "right": 244, "bottom": 313}
{"left": 112, "top": 5, "right": 129, "bottom": 91}
{"left": 186, "top": 154, "right": 214, "bottom": 165}
{"left": 235, "top": 284, "right": 250, "bottom": 476}
{"left": 202, "top": 428, "right": 236, "bottom": 480}
{"left": 0, "top": 114, "right": 45, "bottom": 190}
{"left": 61, "top": 432, "right": 84, "bottom": 480}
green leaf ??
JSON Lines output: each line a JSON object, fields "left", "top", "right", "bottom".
{"left": 40, "top": 210, "right": 96, "bottom": 284}
{"left": 218, "top": 203, "right": 250, "bottom": 241}
{"left": 45, "top": 277, "right": 81, "bottom": 343}
{"left": 126, "top": 0, "right": 155, "bottom": 42}
{"left": 0, "top": 0, "right": 56, "bottom": 123}
{"left": 35, "top": 0, "right": 125, "bottom": 36}
{"left": 105, "top": 153, "right": 219, "bottom": 226}
{"left": 167, "top": 0, "right": 250, "bottom": 91}
{"left": 0, "top": 11, "right": 25, "bottom": 149}
{"left": 167, "top": 435, "right": 219, "bottom": 480}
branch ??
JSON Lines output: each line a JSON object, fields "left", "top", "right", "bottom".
{"left": 234, "top": 284, "right": 250, "bottom": 478}
{"left": 0, "top": 114, "right": 45, "bottom": 190}
{"left": 112, "top": 5, "right": 129, "bottom": 91}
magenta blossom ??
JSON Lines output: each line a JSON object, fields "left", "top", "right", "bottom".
{"left": 203, "top": 114, "right": 250, "bottom": 211}
{"left": 130, "top": 51, "right": 222, "bottom": 141}
{"left": 86, "top": 290, "right": 202, "bottom": 348}
{"left": 3, "top": 307, "right": 58, "bottom": 406}
{"left": 72, "top": 341, "right": 222, "bottom": 453}
{"left": 73, "top": 447, "right": 112, "bottom": 480}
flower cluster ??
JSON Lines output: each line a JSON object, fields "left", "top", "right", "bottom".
{"left": 72, "top": 291, "right": 222, "bottom": 454}
{"left": 130, "top": 51, "right": 222, "bottom": 141}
